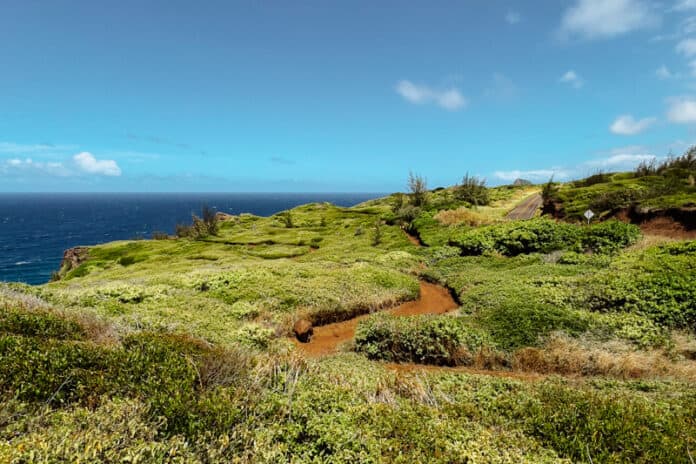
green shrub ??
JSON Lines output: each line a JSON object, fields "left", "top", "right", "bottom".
{"left": 450, "top": 218, "right": 582, "bottom": 256}
{"left": 523, "top": 382, "right": 696, "bottom": 463}
{"left": 455, "top": 173, "right": 490, "bottom": 206}
{"left": 355, "top": 314, "right": 491, "bottom": 366}
{"left": 475, "top": 301, "right": 590, "bottom": 350}
{"left": 582, "top": 220, "right": 641, "bottom": 253}
{"left": 118, "top": 255, "right": 136, "bottom": 266}
{"left": 450, "top": 219, "right": 639, "bottom": 256}
{"left": 586, "top": 241, "right": 696, "bottom": 329}
{"left": 0, "top": 308, "right": 84, "bottom": 340}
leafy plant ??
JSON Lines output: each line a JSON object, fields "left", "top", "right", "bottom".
{"left": 355, "top": 314, "right": 491, "bottom": 365}
{"left": 455, "top": 173, "right": 490, "bottom": 206}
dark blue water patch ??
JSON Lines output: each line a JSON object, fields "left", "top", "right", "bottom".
{"left": 0, "top": 193, "right": 382, "bottom": 285}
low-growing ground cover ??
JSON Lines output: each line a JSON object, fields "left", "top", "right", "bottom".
{"left": 2, "top": 173, "right": 696, "bottom": 462}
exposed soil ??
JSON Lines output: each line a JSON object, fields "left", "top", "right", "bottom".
{"left": 506, "top": 193, "right": 543, "bottom": 220}
{"left": 639, "top": 216, "right": 696, "bottom": 239}
{"left": 403, "top": 229, "right": 423, "bottom": 246}
{"left": 294, "top": 281, "right": 458, "bottom": 358}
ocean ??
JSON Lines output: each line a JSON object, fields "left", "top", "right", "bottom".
{"left": 0, "top": 193, "right": 381, "bottom": 285}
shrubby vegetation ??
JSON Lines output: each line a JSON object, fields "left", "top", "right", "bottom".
{"left": 1, "top": 171, "right": 695, "bottom": 462}
{"left": 543, "top": 146, "right": 696, "bottom": 220}
{"left": 355, "top": 314, "right": 492, "bottom": 365}
{"left": 449, "top": 218, "right": 640, "bottom": 256}
{"left": 455, "top": 173, "right": 490, "bottom": 206}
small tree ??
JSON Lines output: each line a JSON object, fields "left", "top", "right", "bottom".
{"left": 185, "top": 205, "right": 220, "bottom": 240}
{"left": 408, "top": 172, "right": 428, "bottom": 207}
{"left": 541, "top": 176, "right": 558, "bottom": 202}
{"left": 371, "top": 219, "right": 383, "bottom": 246}
{"left": 455, "top": 173, "right": 490, "bottom": 206}
{"left": 201, "top": 205, "right": 219, "bottom": 236}
{"left": 279, "top": 211, "right": 293, "bottom": 228}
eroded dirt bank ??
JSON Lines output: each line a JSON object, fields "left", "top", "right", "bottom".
{"left": 295, "top": 281, "right": 458, "bottom": 357}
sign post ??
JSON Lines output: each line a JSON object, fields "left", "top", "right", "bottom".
{"left": 584, "top": 209, "right": 595, "bottom": 225}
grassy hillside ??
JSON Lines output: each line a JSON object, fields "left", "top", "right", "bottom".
{"left": 542, "top": 148, "right": 696, "bottom": 221}
{"left": 2, "top": 174, "right": 696, "bottom": 462}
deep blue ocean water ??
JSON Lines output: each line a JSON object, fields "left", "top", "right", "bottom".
{"left": 0, "top": 193, "right": 381, "bottom": 285}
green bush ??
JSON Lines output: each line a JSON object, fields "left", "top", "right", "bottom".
{"left": 523, "top": 382, "right": 696, "bottom": 463}
{"left": 455, "top": 173, "right": 490, "bottom": 206}
{"left": 450, "top": 218, "right": 639, "bottom": 256}
{"left": 586, "top": 241, "right": 696, "bottom": 329}
{"left": 355, "top": 314, "right": 491, "bottom": 365}
{"left": 0, "top": 308, "right": 84, "bottom": 340}
{"left": 582, "top": 220, "right": 641, "bottom": 253}
{"left": 475, "top": 301, "right": 590, "bottom": 350}
{"left": 118, "top": 255, "right": 136, "bottom": 266}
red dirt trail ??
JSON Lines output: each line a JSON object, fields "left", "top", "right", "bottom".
{"left": 295, "top": 281, "right": 459, "bottom": 358}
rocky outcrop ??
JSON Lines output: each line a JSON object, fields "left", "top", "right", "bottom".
{"left": 513, "top": 178, "right": 532, "bottom": 186}
{"left": 215, "top": 212, "right": 235, "bottom": 221}
{"left": 293, "top": 319, "right": 314, "bottom": 343}
{"left": 56, "top": 246, "right": 90, "bottom": 279}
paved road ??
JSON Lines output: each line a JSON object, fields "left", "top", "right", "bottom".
{"left": 506, "top": 193, "right": 543, "bottom": 220}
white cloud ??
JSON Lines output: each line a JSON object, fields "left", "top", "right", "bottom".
{"left": 2, "top": 157, "right": 70, "bottom": 176}
{"left": 673, "top": 0, "right": 696, "bottom": 11}
{"left": 586, "top": 146, "right": 658, "bottom": 168}
{"left": 667, "top": 97, "right": 696, "bottom": 123}
{"left": 610, "top": 115, "right": 657, "bottom": 135}
{"left": 676, "top": 38, "right": 696, "bottom": 56}
{"left": 559, "top": 70, "right": 584, "bottom": 88}
{"left": 494, "top": 169, "right": 570, "bottom": 182}
{"left": 505, "top": 10, "right": 521, "bottom": 25}
{"left": 656, "top": 65, "right": 676, "bottom": 79}
{"left": 73, "top": 152, "right": 122, "bottom": 176}
{"left": 395, "top": 80, "right": 467, "bottom": 111}
{"left": 560, "top": 0, "right": 658, "bottom": 40}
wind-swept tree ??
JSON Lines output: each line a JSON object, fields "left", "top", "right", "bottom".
{"left": 408, "top": 171, "right": 428, "bottom": 207}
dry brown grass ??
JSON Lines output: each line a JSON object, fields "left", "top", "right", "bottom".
{"left": 434, "top": 207, "right": 495, "bottom": 227}
{"left": 627, "top": 233, "right": 678, "bottom": 252}
{"left": 512, "top": 334, "right": 696, "bottom": 381}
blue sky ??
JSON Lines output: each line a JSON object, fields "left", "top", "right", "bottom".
{"left": 3, "top": 0, "right": 696, "bottom": 192}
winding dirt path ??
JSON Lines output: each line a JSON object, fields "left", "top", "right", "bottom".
{"left": 295, "top": 281, "right": 458, "bottom": 357}
{"left": 506, "top": 193, "right": 542, "bottom": 220}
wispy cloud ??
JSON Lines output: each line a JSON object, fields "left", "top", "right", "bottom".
{"left": 667, "top": 96, "right": 696, "bottom": 123}
{"left": 395, "top": 80, "right": 467, "bottom": 111}
{"left": 559, "top": 0, "right": 658, "bottom": 40}
{"left": 676, "top": 38, "right": 696, "bottom": 56}
{"left": 495, "top": 145, "right": 668, "bottom": 183}
{"left": 505, "top": 10, "right": 521, "bottom": 25}
{"left": 673, "top": 0, "right": 696, "bottom": 11}
{"left": 656, "top": 65, "right": 678, "bottom": 79}
{"left": 1, "top": 142, "right": 123, "bottom": 178}
{"left": 1, "top": 157, "right": 71, "bottom": 177}
{"left": 585, "top": 146, "right": 659, "bottom": 168}
{"left": 610, "top": 115, "right": 657, "bottom": 135}
{"left": 494, "top": 169, "right": 570, "bottom": 182}
{"left": 559, "top": 70, "right": 584, "bottom": 88}
{"left": 0, "top": 142, "right": 78, "bottom": 155}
